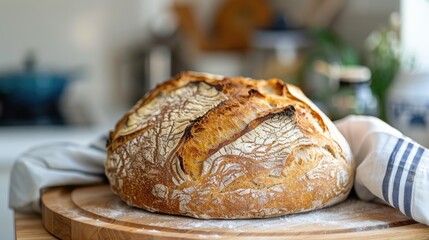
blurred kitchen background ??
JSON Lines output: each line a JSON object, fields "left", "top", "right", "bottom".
{"left": 1, "top": 0, "right": 429, "bottom": 239}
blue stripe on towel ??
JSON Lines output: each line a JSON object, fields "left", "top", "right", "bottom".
{"left": 403, "top": 147, "right": 425, "bottom": 218}
{"left": 392, "top": 142, "right": 414, "bottom": 209}
{"left": 382, "top": 138, "right": 404, "bottom": 203}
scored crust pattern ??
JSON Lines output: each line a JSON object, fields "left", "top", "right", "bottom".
{"left": 105, "top": 72, "right": 353, "bottom": 219}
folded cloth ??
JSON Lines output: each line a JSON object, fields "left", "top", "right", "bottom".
{"left": 9, "top": 137, "right": 107, "bottom": 212}
{"left": 335, "top": 115, "right": 429, "bottom": 225}
{"left": 9, "top": 116, "right": 429, "bottom": 225}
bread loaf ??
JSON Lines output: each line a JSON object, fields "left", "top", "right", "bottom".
{"left": 105, "top": 72, "right": 353, "bottom": 219}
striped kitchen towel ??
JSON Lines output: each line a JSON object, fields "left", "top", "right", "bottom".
{"left": 9, "top": 115, "right": 429, "bottom": 225}
{"left": 335, "top": 115, "right": 429, "bottom": 225}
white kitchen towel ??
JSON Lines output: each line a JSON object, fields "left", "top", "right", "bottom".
{"left": 9, "top": 137, "right": 107, "bottom": 212}
{"left": 335, "top": 115, "right": 429, "bottom": 225}
{"left": 8, "top": 115, "right": 429, "bottom": 225}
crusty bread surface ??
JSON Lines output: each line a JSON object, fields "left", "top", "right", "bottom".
{"left": 105, "top": 72, "right": 353, "bottom": 219}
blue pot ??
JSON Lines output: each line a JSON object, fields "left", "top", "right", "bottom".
{"left": 0, "top": 56, "right": 79, "bottom": 125}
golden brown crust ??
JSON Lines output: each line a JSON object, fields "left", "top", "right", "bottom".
{"left": 105, "top": 71, "right": 354, "bottom": 219}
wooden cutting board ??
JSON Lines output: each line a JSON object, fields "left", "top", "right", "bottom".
{"left": 41, "top": 185, "right": 429, "bottom": 239}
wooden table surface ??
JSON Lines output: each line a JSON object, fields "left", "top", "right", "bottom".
{"left": 15, "top": 212, "right": 56, "bottom": 240}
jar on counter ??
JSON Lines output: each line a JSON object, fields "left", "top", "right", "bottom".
{"left": 387, "top": 72, "right": 429, "bottom": 148}
{"left": 328, "top": 66, "right": 379, "bottom": 120}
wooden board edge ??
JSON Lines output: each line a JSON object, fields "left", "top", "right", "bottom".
{"left": 41, "top": 186, "right": 429, "bottom": 240}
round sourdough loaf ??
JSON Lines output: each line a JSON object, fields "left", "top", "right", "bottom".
{"left": 105, "top": 72, "right": 354, "bottom": 219}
